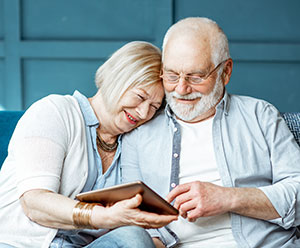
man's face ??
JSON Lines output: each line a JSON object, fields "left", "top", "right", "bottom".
{"left": 162, "top": 35, "right": 225, "bottom": 122}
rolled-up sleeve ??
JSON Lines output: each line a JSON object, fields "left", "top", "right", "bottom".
{"left": 260, "top": 180, "right": 299, "bottom": 228}
{"left": 259, "top": 104, "right": 300, "bottom": 228}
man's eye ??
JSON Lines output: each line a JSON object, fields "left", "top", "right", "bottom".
{"left": 166, "top": 74, "right": 179, "bottom": 81}
{"left": 189, "top": 76, "right": 203, "bottom": 83}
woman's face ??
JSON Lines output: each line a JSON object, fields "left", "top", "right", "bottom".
{"left": 113, "top": 83, "right": 164, "bottom": 134}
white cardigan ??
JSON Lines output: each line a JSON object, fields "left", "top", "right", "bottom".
{"left": 0, "top": 94, "right": 88, "bottom": 248}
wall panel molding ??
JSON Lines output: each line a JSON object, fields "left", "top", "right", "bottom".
{"left": 3, "top": 0, "right": 22, "bottom": 110}
{"left": 173, "top": 0, "right": 300, "bottom": 112}
{"left": 0, "top": 0, "right": 4, "bottom": 39}
{"left": 1, "top": 0, "right": 173, "bottom": 110}
{"left": 20, "top": 41, "right": 133, "bottom": 58}
{"left": 230, "top": 43, "right": 300, "bottom": 62}
{"left": 0, "top": 42, "right": 4, "bottom": 57}
{"left": 1, "top": 0, "right": 299, "bottom": 111}
{"left": 0, "top": 59, "right": 4, "bottom": 109}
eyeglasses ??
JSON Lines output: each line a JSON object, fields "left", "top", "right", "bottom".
{"left": 160, "top": 59, "right": 228, "bottom": 85}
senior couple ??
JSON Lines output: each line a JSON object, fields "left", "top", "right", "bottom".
{"left": 0, "top": 17, "right": 300, "bottom": 248}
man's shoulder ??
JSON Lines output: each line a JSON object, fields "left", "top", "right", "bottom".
{"left": 124, "top": 108, "right": 168, "bottom": 139}
{"left": 229, "top": 94, "right": 275, "bottom": 111}
{"left": 227, "top": 94, "right": 282, "bottom": 124}
{"left": 139, "top": 108, "right": 168, "bottom": 129}
{"left": 230, "top": 94, "right": 268, "bottom": 104}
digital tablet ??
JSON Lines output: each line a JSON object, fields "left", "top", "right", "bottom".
{"left": 76, "top": 181, "right": 179, "bottom": 215}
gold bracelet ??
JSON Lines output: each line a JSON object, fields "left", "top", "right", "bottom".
{"left": 72, "top": 202, "right": 99, "bottom": 229}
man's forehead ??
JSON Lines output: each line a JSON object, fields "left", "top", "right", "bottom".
{"left": 165, "top": 33, "right": 211, "bottom": 54}
{"left": 163, "top": 35, "right": 212, "bottom": 71}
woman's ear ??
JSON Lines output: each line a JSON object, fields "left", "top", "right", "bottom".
{"left": 222, "top": 59, "right": 233, "bottom": 86}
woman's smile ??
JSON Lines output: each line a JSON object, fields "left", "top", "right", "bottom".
{"left": 124, "top": 110, "right": 138, "bottom": 125}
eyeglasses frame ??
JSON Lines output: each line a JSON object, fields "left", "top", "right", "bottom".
{"left": 160, "top": 59, "right": 229, "bottom": 85}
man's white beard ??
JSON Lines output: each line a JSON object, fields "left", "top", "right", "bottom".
{"left": 165, "top": 77, "right": 224, "bottom": 121}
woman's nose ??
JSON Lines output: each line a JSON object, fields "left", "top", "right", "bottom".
{"left": 136, "top": 102, "right": 150, "bottom": 120}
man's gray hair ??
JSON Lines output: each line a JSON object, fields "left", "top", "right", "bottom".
{"left": 162, "top": 17, "right": 230, "bottom": 66}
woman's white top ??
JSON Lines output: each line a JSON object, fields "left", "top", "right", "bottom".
{"left": 0, "top": 95, "right": 88, "bottom": 248}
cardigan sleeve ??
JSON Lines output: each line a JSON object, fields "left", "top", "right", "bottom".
{"left": 10, "top": 96, "right": 70, "bottom": 197}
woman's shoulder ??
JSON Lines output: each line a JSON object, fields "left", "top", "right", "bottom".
{"left": 24, "top": 94, "right": 81, "bottom": 120}
{"left": 41, "top": 94, "right": 79, "bottom": 113}
{"left": 16, "top": 94, "right": 84, "bottom": 135}
{"left": 9, "top": 94, "right": 86, "bottom": 152}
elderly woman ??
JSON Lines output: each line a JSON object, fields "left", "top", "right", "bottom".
{"left": 0, "top": 41, "right": 176, "bottom": 248}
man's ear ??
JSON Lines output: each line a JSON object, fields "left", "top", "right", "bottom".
{"left": 222, "top": 59, "right": 233, "bottom": 86}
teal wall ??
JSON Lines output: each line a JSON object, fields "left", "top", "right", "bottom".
{"left": 0, "top": 0, "right": 299, "bottom": 112}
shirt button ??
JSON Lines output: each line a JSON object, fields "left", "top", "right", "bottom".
{"left": 171, "top": 183, "right": 176, "bottom": 188}
{"left": 173, "top": 153, "right": 178, "bottom": 158}
{"left": 174, "top": 127, "right": 178, "bottom": 132}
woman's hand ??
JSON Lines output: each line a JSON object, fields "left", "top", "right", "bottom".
{"left": 91, "top": 194, "right": 178, "bottom": 229}
{"left": 20, "top": 189, "right": 177, "bottom": 230}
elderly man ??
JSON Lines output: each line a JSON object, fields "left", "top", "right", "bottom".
{"left": 121, "top": 17, "right": 300, "bottom": 247}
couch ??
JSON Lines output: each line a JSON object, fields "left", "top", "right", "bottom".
{"left": 0, "top": 110, "right": 300, "bottom": 237}
{"left": 0, "top": 111, "right": 299, "bottom": 169}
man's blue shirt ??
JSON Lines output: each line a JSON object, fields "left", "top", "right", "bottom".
{"left": 121, "top": 91, "right": 300, "bottom": 248}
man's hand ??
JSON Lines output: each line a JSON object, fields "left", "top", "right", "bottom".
{"left": 166, "top": 181, "right": 280, "bottom": 222}
{"left": 166, "top": 181, "right": 231, "bottom": 222}
{"left": 91, "top": 194, "right": 178, "bottom": 229}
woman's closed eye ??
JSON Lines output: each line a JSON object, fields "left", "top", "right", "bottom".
{"left": 137, "top": 94, "right": 145, "bottom": 100}
{"left": 150, "top": 104, "right": 159, "bottom": 110}
{"left": 136, "top": 94, "right": 160, "bottom": 110}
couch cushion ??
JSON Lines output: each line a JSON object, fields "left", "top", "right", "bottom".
{"left": 281, "top": 112, "right": 300, "bottom": 147}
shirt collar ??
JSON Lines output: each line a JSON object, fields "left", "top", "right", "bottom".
{"left": 216, "top": 90, "right": 231, "bottom": 115}
{"left": 164, "top": 104, "right": 177, "bottom": 126}
{"left": 72, "top": 90, "right": 99, "bottom": 127}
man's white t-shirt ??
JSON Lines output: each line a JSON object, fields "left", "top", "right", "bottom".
{"left": 168, "top": 117, "right": 237, "bottom": 247}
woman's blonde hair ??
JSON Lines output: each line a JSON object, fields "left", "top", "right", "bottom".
{"left": 95, "top": 41, "right": 162, "bottom": 113}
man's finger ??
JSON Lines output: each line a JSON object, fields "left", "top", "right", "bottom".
{"left": 178, "top": 199, "right": 196, "bottom": 217}
{"left": 173, "top": 191, "right": 192, "bottom": 209}
{"left": 179, "top": 198, "right": 197, "bottom": 213}
{"left": 166, "top": 183, "right": 191, "bottom": 203}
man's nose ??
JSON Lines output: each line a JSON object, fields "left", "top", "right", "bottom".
{"left": 175, "top": 77, "right": 192, "bottom": 95}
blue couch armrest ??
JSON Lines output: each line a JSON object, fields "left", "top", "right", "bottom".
{"left": 0, "top": 111, "right": 24, "bottom": 168}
